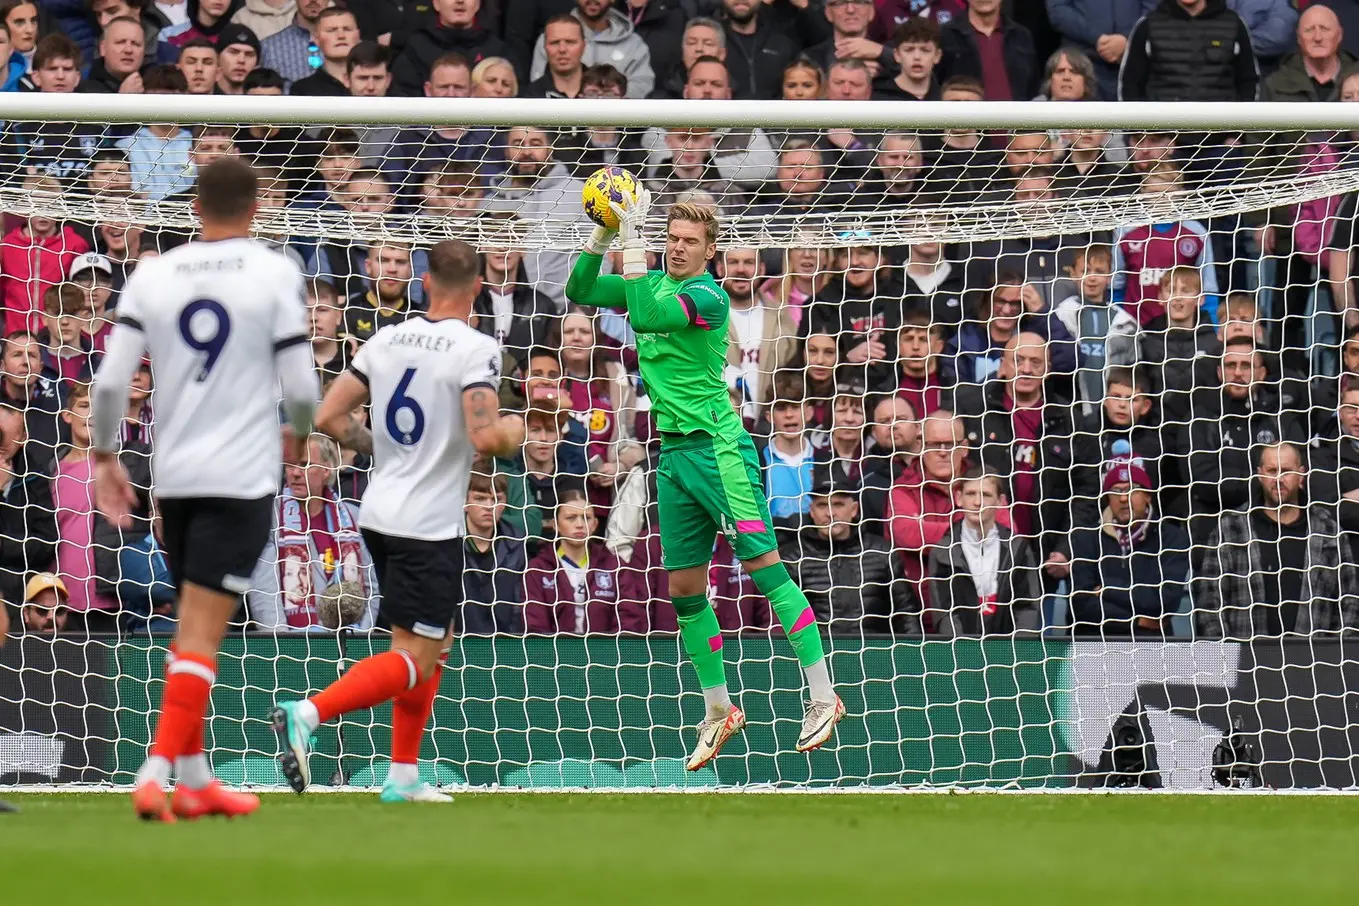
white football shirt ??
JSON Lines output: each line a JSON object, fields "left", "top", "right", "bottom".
{"left": 351, "top": 315, "right": 501, "bottom": 541}
{"left": 111, "top": 237, "right": 309, "bottom": 498}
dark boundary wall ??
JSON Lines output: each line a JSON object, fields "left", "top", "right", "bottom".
{"left": 3, "top": 635, "right": 1356, "bottom": 789}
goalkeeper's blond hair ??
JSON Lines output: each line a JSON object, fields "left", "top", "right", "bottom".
{"left": 668, "top": 202, "right": 719, "bottom": 245}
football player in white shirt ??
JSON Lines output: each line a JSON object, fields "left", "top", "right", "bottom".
{"left": 90, "top": 158, "right": 320, "bottom": 822}
{"left": 271, "top": 239, "right": 523, "bottom": 803}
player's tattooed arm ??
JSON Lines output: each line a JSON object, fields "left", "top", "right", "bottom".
{"left": 315, "top": 371, "right": 372, "bottom": 454}
{"left": 464, "top": 386, "right": 524, "bottom": 458}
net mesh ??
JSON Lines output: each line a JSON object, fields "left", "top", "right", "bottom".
{"left": 1, "top": 112, "right": 1358, "bottom": 791}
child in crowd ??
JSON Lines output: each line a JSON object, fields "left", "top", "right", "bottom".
{"left": 0, "top": 174, "right": 90, "bottom": 334}
{"left": 1054, "top": 243, "right": 1138, "bottom": 416}
{"left": 37, "top": 283, "right": 94, "bottom": 384}
{"left": 761, "top": 373, "right": 817, "bottom": 521}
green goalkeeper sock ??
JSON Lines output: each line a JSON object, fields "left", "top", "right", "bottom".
{"left": 673, "top": 594, "right": 728, "bottom": 692}
{"left": 750, "top": 562, "right": 825, "bottom": 669}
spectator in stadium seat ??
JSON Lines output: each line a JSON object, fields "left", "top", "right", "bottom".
{"left": 502, "top": 0, "right": 573, "bottom": 75}
{"left": 0, "top": 395, "right": 60, "bottom": 609}
{"left": 897, "top": 237, "right": 966, "bottom": 328}
{"left": 782, "top": 472, "right": 919, "bottom": 635}
{"left": 1112, "top": 167, "right": 1218, "bottom": 326}
{"left": 212, "top": 22, "right": 258, "bottom": 93}
{"left": 892, "top": 310, "right": 951, "bottom": 417}
{"left": 91, "top": 0, "right": 165, "bottom": 66}
{"left": 642, "top": 57, "right": 777, "bottom": 188}
{"left": 0, "top": 177, "right": 89, "bottom": 336}
{"left": 720, "top": 246, "right": 799, "bottom": 419}
{"left": 303, "top": 279, "right": 348, "bottom": 381}
{"left": 0, "top": 1, "right": 37, "bottom": 87}
{"left": 51, "top": 382, "right": 122, "bottom": 632}
{"left": 391, "top": 0, "right": 514, "bottom": 98}
{"left": 1037, "top": 45, "right": 1098, "bottom": 101}
{"left": 247, "top": 432, "right": 377, "bottom": 633}
{"left": 1053, "top": 127, "right": 1130, "bottom": 200}
{"left": 485, "top": 125, "right": 585, "bottom": 306}
{"left": 780, "top": 56, "right": 823, "bottom": 101}
{"left": 758, "top": 242, "right": 830, "bottom": 329}
{"left": 1052, "top": 244, "right": 1137, "bottom": 415}
{"left": 860, "top": 394, "right": 919, "bottom": 526}
{"left": 175, "top": 35, "right": 217, "bottom": 91}
{"left": 947, "top": 270, "right": 1026, "bottom": 386}
{"left": 554, "top": 308, "right": 639, "bottom": 487}
{"left": 382, "top": 54, "right": 502, "bottom": 196}
{"left": 1310, "top": 381, "right": 1359, "bottom": 506}
{"left": 807, "top": 242, "right": 902, "bottom": 389}
{"left": 645, "top": 127, "right": 751, "bottom": 215}
{"left": 922, "top": 76, "right": 1005, "bottom": 205}
{"left": 805, "top": 0, "right": 892, "bottom": 76}
{"left": 629, "top": 527, "right": 771, "bottom": 632}
{"left": 871, "top": 18, "right": 943, "bottom": 100}
{"left": 812, "top": 377, "right": 869, "bottom": 473}
{"left": 114, "top": 65, "right": 194, "bottom": 200}
{"left": 1118, "top": 0, "right": 1260, "bottom": 102}
{"left": 36, "top": 284, "right": 93, "bottom": 385}
{"left": 719, "top": 0, "right": 799, "bottom": 99}
{"left": 1268, "top": 5, "right": 1353, "bottom": 102}
{"left": 953, "top": 332, "right": 1097, "bottom": 561}
{"left": 628, "top": 0, "right": 686, "bottom": 92}
{"left": 1074, "top": 365, "right": 1172, "bottom": 510}
{"left": 888, "top": 409, "right": 971, "bottom": 605}
{"left": 525, "top": 13, "right": 584, "bottom": 97}
{"left": 461, "top": 464, "right": 527, "bottom": 635}
{"left": 530, "top": 0, "right": 654, "bottom": 98}
{"left": 869, "top": 0, "right": 963, "bottom": 43}
{"left": 523, "top": 489, "right": 649, "bottom": 634}
{"left": 231, "top": 0, "right": 296, "bottom": 43}
{"left": 158, "top": 0, "right": 244, "bottom": 58}
{"left": 470, "top": 54, "right": 519, "bottom": 96}
{"left": 938, "top": 0, "right": 1037, "bottom": 100}
{"left": 258, "top": 0, "right": 328, "bottom": 84}
{"left": 556, "top": 64, "right": 647, "bottom": 178}
{"left": 746, "top": 142, "right": 847, "bottom": 221}
{"left": 650, "top": 15, "right": 724, "bottom": 99}
{"left": 927, "top": 466, "right": 1041, "bottom": 637}
{"left": 758, "top": 373, "right": 818, "bottom": 523}
{"left": 16, "top": 36, "right": 107, "bottom": 180}
{"left": 1182, "top": 338, "right": 1308, "bottom": 543}
{"left": 68, "top": 253, "right": 116, "bottom": 350}
{"left": 77, "top": 15, "right": 145, "bottom": 93}
{"left": 1045, "top": 0, "right": 1152, "bottom": 101}
{"left": 1069, "top": 454, "right": 1191, "bottom": 638}
{"left": 236, "top": 69, "right": 319, "bottom": 193}
{"left": 19, "top": 572, "right": 70, "bottom": 634}
{"left": 342, "top": 42, "right": 397, "bottom": 166}
{"left": 1194, "top": 441, "right": 1359, "bottom": 638}
{"left": 474, "top": 217, "right": 555, "bottom": 360}
{"left": 1140, "top": 266, "right": 1224, "bottom": 420}
{"left": 341, "top": 241, "right": 417, "bottom": 342}
{"left": 807, "top": 59, "right": 879, "bottom": 184}
{"left": 0, "top": 20, "right": 23, "bottom": 92}
{"left": 287, "top": 6, "right": 353, "bottom": 95}
{"left": 417, "top": 158, "right": 486, "bottom": 214}
{"left": 796, "top": 332, "right": 838, "bottom": 431}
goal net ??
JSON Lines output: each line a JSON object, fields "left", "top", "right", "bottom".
{"left": 2, "top": 96, "right": 1359, "bottom": 791}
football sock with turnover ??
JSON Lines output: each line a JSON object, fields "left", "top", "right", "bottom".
{"left": 673, "top": 594, "right": 732, "bottom": 715}
{"left": 390, "top": 652, "right": 447, "bottom": 780}
{"left": 309, "top": 649, "right": 419, "bottom": 726}
{"left": 139, "top": 651, "right": 216, "bottom": 787}
{"left": 170, "top": 649, "right": 213, "bottom": 790}
{"left": 750, "top": 562, "right": 835, "bottom": 702}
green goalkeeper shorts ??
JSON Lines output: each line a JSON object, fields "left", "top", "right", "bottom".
{"left": 655, "top": 430, "right": 779, "bottom": 571}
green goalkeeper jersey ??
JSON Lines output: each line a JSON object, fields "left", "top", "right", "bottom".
{"left": 565, "top": 252, "right": 742, "bottom": 437}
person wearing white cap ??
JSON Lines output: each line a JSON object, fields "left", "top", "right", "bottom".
{"left": 69, "top": 252, "right": 117, "bottom": 351}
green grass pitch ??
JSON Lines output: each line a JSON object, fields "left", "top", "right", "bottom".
{"left": 2, "top": 792, "right": 1355, "bottom": 904}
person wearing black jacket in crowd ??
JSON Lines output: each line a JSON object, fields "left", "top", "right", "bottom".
{"left": 719, "top": 0, "right": 799, "bottom": 99}
{"left": 627, "top": 0, "right": 687, "bottom": 89}
{"left": 805, "top": 243, "right": 903, "bottom": 392}
{"left": 927, "top": 466, "right": 1044, "bottom": 637}
{"left": 1119, "top": 0, "right": 1259, "bottom": 103}
{"left": 1074, "top": 366, "right": 1176, "bottom": 515}
{"left": 76, "top": 15, "right": 145, "bottom": 93}
{"left": 951, "top": 332, "right": 1101, "bottom": 566}
{"left": 391, "top": 0, "right": 515, "bottom": 97}
{"left": 1069, "top": 456, "right": 1191, "bottom": 638}
{"left": 0, "top": 426, "right": 58, "bottom": 610}
{"left": 473, "top": 235, "right": 555, "bottom": 368}
{"left": 1182, "top": 336, "right": 1307, "bottom": 548}
{"left": 461, "top": 466, "right": 526, "bottom": 635}
{"left": 937, "top": 0, "right": 1037, "bottom": 101}
{"left": 779, "top": 473, "right": 919, "bottom": 635}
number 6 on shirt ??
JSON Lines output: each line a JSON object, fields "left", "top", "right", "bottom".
{"left": 385, "top": 367, "right": 425, "bottom": 446}
{"left": 178, "top": 298, "right": 232, "bottom": 382}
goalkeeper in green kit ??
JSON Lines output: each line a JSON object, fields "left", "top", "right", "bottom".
{"left": 566, "top": 188, "right": 844, "bottom": 770}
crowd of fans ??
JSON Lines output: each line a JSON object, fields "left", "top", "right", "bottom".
{"left": 2, "top": 0, "right": 1359, "bottom": 643}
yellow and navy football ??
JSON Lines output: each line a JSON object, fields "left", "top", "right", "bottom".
{"left": 582, "top": 166, "right": 641, "bottom": 230}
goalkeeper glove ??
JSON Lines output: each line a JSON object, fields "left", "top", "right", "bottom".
{"left": 609, "top": 188, "right": 652, "bottom": 279}
{"left": 585, "top": 224, "right": 616, "bottom": 256}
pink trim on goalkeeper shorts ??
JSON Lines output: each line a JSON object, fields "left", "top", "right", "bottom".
{"left": 736, "top": 519, "right": 766, "bottom": 534}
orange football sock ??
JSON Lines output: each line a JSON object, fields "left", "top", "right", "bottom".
{"left": 151, "top": 652, "right": 215, "bottom": 762}
{"left": 310, "top": 650, "right": 417, "bottom": 724}
{"left": 391, "top": 659, "right": 444, "bottom": 765}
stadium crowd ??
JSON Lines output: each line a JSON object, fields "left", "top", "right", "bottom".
{"left": 1, "top": 0, "right": 1359, "bottom": 642}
